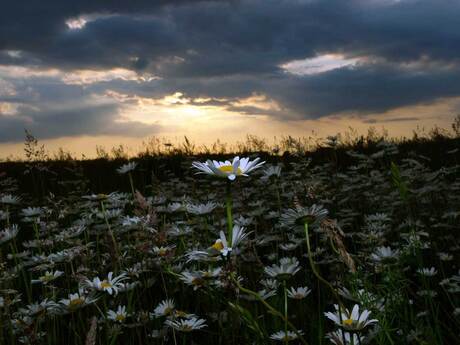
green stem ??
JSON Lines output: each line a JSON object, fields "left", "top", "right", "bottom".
{"left": 283, "top": 280, "right": 288, "bottom": 345}
{"left": 225, "top": 181, "right": 233, "bottom": 246}
{"left": 304, "top": 222, "right": 343, "bottom": 307}
{"left": 100, "top": 201, "right": 119, "bottom": 269}
{"left": 128, "top": 172, "right": 136, "bottom": 198}
{"left": 233, "top": 277, "right": 309, "bottom": 345}
{"left": 5, "top": 205, "right": 10, "bottom": 228}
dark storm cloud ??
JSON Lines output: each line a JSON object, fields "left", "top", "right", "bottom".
{"left": 363, "top": 116, "right": 422, "bottom": 124}
{"left": 263, "top": 63, "right": 460, "bottom": 118}
{"left": 4, "top": 0, "right": 460, "bottom": 74}
{"left": 0, "top": 103, "right": 160, "bottom": 142}
{"left": 1, "top": 0, "right": 460, "bottom": 142}
{"left": 0, "top": 76, "right": 161, "bottom": 142}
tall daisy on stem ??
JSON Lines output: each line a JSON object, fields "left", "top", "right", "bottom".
{"left": 117, "top": 162, "right": 137, "bottom": 197}
{"left": 282, "top": 204, "right": 350, "bottom": 344}
{"left": 192, "top": 156, "right": 265, "bottom": 246}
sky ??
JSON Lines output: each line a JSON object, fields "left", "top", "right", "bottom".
{"left": 0, "top": 0, "right": 459, "bottom": 158}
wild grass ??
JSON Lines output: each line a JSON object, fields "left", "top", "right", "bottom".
{"left": 0, "top": 120, "right": 459, "bottom": 344}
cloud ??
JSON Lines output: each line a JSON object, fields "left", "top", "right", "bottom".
{"left": 0, "top": 74, "right": 161, "bottom": 142}
{"left": 1, "top": 0, "right": 460, "bottom": 142}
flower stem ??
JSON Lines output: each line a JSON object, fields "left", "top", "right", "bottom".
{"left": 225, "top": 181, "right": 233, "bottom": 246}
{"left": 283, "top": 280, "right": 288, "bottom": 345}
{"left": 100, "top": 201, "right": 119, "bottom": 269}
{"left": 304, "top": 222, "right": 343, "bottom": 306}
{"left": 232, "top": 276, "right": 309, "bottom": 345}
{"left": 128, "top": 172, "right": 136, "bottom": 198}
{"left": 5, "top": 205, "right": 10, "bottom": 228}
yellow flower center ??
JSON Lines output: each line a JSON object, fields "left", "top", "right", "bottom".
{"left": 192, "top": 277, "right": 204, "bottom": 286}
{"left": 175, "top": 310, "right": 187, "bottom": 317}
{"left": 212, "top": 240, "right": 224, "bottom": 251}
{"left": 115, "top": 314, "right": 126, "bottom": 322}
{"left": 69, "top": 298, "right": 84, "bottom": 308}
{"left": 343, "top": 318, "right": 353, "bottom": 326}
{"left": 218, "top": 165, "right": 242, "bottom": 175}
{"left": 101, "top": 281, "right": 112, "bottom": 289}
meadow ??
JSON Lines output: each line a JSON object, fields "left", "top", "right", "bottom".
{"left": 0, "top": 127, "right": 459, "bottom": 345}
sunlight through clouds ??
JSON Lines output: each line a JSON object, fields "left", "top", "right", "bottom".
{"left": 281, "top": 54, "right": 363, "bottom": 75}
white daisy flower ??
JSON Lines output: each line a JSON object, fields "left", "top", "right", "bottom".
{"left": 324, "top": 304, "right": 378, "bottom": 331}
{"left": 153, "top": 299, "right": 175, "bottom": 318}
{"left": 82, "top": 272, "right": 128, "bottom": 295}
{"left": 31, "top": 270, "right": 64, "bottom": 285}
{"left": 0, "top": 194, "right": 21, "bottom": 205}
{"left": 326, "top": 330, "right": 366, "bottom": 345}
{"left": 107, "top": 305, "right": 128, "bottom": 323}
{"left": 370, "top": 246, "right": 400, "bottom": 262}
{"left": 0, "top": 224, "right": 19, "bottom": 244}
{"left": 417, "top": 267, "right": 438, "bottom": 277}
{"left": 270, "top": 330, "right": 304, "bottom": 342}
{"left": 21, "top": 207, "right": 43, "bottom": 218}
{"left": 287, "top": 286, "right": 311, "bottom": 300}
{"left": 210, "top": 225, "right": 249, "bottom": 257}
{"left": 192, "top": 156, "right": 265, "bottom": 181}
{"left": 59, "top": 291, "right": 98, "bottom": 311}
{"left": 116, "top": 162, "right": 137, "bottom": 174}
{"left": 164, "top": 316, "right": 207, "bottom": 332}
{"left": 264, "top": 257, "right": 301, "bottom": 280}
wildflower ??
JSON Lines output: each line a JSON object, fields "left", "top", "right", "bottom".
{"left": 165, "top": 316, "right": 207, "bottom": 332}
{"left": 31, "top": 270, "right": 64, "bottom": 285}
{"left": 186, "top": 201, "right": 218, "bottom": 215}
{"left": 257, "top": 289, "right": 277, "bottom": 300}
{"left": 324, "top": 304, "right": 377, "bottom": 331}
{"left": 116, "top": 162, "right": 137, "bottom": 174}
{"left": 118, "top": 281, "right": 140, "bottom": 293}
{"left": 210, "top": 225, "right": 249, "bottom": 257}
{"left": 122, "top": 216, "right": 142, "bottom": 227}
{"left": 59, "top": 291, "right": 98, "bottom": 311}
{"left": 0, "top": 225, "right": 19, "bottom": 244}
{"left": 417, "top": 267, "right": 437, "bottom": 277}
{"left": 264, "top": 257, "right": 301, "bottom": 280}
{"left": 365, "top": 213, "right": 391, "bottom": 223}
{"left": 83, "top": 272, "right": 128, "bottom": 295}
{"left": 107, "top": 305, "right": 128, "bottom": 323}
{"left": 287, "top": 286, "right": 311, "bottom": 299}
{"left": 326, "top": 330, "right": 366, "bottom": 345}
{"left": 153, "top": 299, "right": 175, "bottom": 318}
{"left": 180, "top": 271, "right": 206, "bottom": 290}
{"left": 260, "top": 278, "right": 280, "bottom": 290}
{"left": 0, "top": 194, "right": 21, "bottom": 205}
{"left": 192, "top": 156, "right": 265, "bottom": 181}
{"left": 438, "top": 252, "right": 453, "bottom": 261}
{"left": 20, "top": 298, "right": 60, "bottom": 316}
{"left": 370, "top": 246, "right": 400, "bottom": 262}
{"left": 164, "top": 202, "right": 184, "bottom": 213}
{"left": 151, "top": 245, "right": 176, "bottom": 258}
{"left": 21, "top": 207, "right": 43, "bottom": 218}
{"left": 270, "top": 330, "right": 304, "bottom": 342}
{"left": 263, "top": 165, "right": 282, "bottom": 179}
{"left": 279, "top": 242, "right": 299, "bottom": 251}
{"left": 281, "top": 204, "right": 328, "bottom": 227}
{"left": 169, "top": 224, "right": 193, "bottom": 237}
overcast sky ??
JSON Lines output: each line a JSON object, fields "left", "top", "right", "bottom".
{"left": 1, "top": 0, "right": 459, "bottom": 156}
